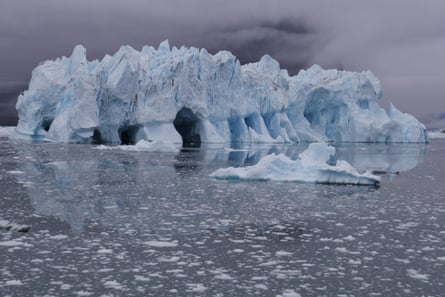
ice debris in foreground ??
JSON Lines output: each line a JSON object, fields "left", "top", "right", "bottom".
{"left": 13, "top": 40, "right": 428, "bottom": 145}
{"left": 0, "top": 219, "right": 30, "bottom": 233}
{"left": 210, "top": 142, "right": 380, "bottom": 185}
{"left": 95, "top": 139, "right": 179, "bottom": 153}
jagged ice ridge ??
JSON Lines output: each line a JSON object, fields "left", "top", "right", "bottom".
{"left": 13, "top": 40, "right": 428, "bottom": 145}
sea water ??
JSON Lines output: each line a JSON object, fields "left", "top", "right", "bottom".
{"left": 0, "top": 136, "right": 444, "bottom": 296}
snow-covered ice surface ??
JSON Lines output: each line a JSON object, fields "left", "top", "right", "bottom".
{"left": 1, "top": 137, "right": 443, "bottom": 296}
{"left": 210, "top": 142, "right": 380, "bottom": 185}
{"left": 12, "top": 41, "right": 428, "bottom": 144}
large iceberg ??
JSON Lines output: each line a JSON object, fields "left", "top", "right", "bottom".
{"left": 13, "top": 41, "right": 428, "bottom": 145}
{"left": 210, "top": 143, "right": 380, "bottom": 185}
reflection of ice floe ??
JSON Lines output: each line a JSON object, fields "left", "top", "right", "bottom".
{"left": 95, "top": 139, "right": 179, "bottom": 152}
{"left": 210, "top": 143, "right": 380, "bottom": 185}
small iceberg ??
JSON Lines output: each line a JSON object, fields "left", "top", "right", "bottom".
{"left": 427, "top": 130, "right": 445, "bottom": 139}
{"left": 210, "top": 143, "right": 380, "bottom": 185}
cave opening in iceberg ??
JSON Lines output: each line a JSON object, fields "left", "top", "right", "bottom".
{"left": 118, "top": 125, "right": 140, "bottom": 145}
{"left": 303, "top": 91, "right": 346, "bottom": 140}
{"left": 173, "top": 108, "right": 201, "bottom": 148}
{"left": 91, "top": 129, "right": 103, "bottom": 144}
{"left": 42, "top": 118, "right": 54, "bottom": 132}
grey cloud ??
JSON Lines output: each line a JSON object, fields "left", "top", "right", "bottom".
{"left": 1, "top": 0, "right": 444, "bottom": 127}
{"left": 260, "top": 19, "right": 313, "bottom": 35}
{"left": 193, "top": 18, "right": 319, "bottom": 74}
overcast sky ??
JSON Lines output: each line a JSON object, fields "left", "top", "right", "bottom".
{"left": 1, "top": 0, "right": 444, "bottom": 127}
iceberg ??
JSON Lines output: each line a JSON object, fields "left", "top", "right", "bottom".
{"left": 210, "top": 143, "right": 380, "bottom": 185}
{"left": 13, "top": 41, "right": 428, "bottom": 145}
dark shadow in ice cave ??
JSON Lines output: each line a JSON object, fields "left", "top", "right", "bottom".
{"left": 42, "top": 118, "right": 54, "bottom": 132}
{"left": 118, "top": 125, "right": 141, "bottom": 145}
{"left": 173, "top": 107, "right": 201, "bottom": 148}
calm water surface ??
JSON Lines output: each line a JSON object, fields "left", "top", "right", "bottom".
{"left": 0, "top": 137, "right": 444, "bottom": 296}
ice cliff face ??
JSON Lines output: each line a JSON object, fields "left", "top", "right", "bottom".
{"left": 14, "top": 41, "right": 428, "bottom": 145}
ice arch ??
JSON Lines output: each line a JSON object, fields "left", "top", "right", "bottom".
{"left": 118, "top": 125, "right": 141, "bottom": 145}
{"left": 303, "top": 88, "right": 348, "bottom": 141}
{"left": 173, "top": 108, "right": 201, "bottom": 148}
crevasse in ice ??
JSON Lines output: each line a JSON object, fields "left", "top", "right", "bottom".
{"left": 13, "top": 40, "right": 428, "bottom": 145}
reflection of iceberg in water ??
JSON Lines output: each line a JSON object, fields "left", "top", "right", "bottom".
{"left": 13, "top": 143, "right": 179, "bottom": 234}
{"left": 334, "top": 143, "right": 427, "bottom": 174}
{"left": 11, "top": 142, "right": 426, "bottom": 234}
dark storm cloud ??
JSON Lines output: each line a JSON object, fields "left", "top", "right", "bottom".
{"left": 1, "top": 0, "right": 444, "bottom": 127}
{"left": 195, "top": 18, "right": 319, "bottom": 74}
{"left": 261, "top": 19, "right": 311, "bottom": 35}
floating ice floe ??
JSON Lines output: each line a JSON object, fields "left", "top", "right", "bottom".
{"left": 0, "top": 219, "right": 30, "bottom": 233}
{"left": 95, "top": 139, "right": 179, "bottom": 153}
{"left": 427, "top": 130, "right": 445, "bottom": 139}
{"left": 210, "top": 142, "right": 380, "bottom": 185}
{"left": 143, "top": 240, "right": 178, "bottom": 248}
{"left": 12, "top": 41, "right": 428, "bottom": 145}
